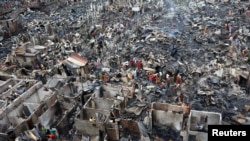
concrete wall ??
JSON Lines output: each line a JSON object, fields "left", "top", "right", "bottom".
{"left": 38, "top": 101, "right": 75, "bottom": 132}
{"left": 26, "top": 93, "right": 57, "bottom": 126}
{"left": 151, "top": 102, "right": 184, "bottom": 112}
{"left": 38, "top": 103, "right": 56, "bottom": 128}
{"left": 0, "top": 78, "right": 21, "bottom": 95}
{"left": 84, "top": 97, "right": 114, "bottom": 110}
{"left": 77, "top": 108, "right": 110, "bottom": 121}
{"left": 0, "top": 18, "right": 18, "bottom": 33}
{"left": 16, "top": 55, "right": 36, "bottom": 65}
{"left": 188, "top": 110, "right": 222, "bottom": 132}
{"left": 56, "top": 82, "right": 83, "bottom": 105}
{"left": 106, "top": 122, "right": 119, "bottom": 141}
{"left": 0, "top": 82, "right": 57, "bottom": 135}
{"left": 186, "top": 110, "right": 222, "bottom": 141}
{"left": 24, "top": 87, "right": 53, "bottom": 104}
{"left": 74, "top": 118, "right": 105, "bottom": 136}
{"left": 0, "top": 97, "right": 56, "bottom": 134}
{"left": 1, "top": 80, "right": 36, "bottom": 99}
{"left": 152, "top": 110, "right": 183, "bottom": 131}
{"left": 106, "top": 128, "right": 119, "bottom": 141}
{"left": 97, "top": 85, "right": 133, "bottom": 99}
{"left": 58, "top": 83, "right": 72, "bottom": 96}
{"left": 56, "top": 102, "right": 76, "bottom": 134}
{"left": 101, "top": 85, "right": 123, "bottom": 98}
{"left": 119, "top": 119, "right": 140, "bottom": 134}
{"left": 0, "top": 82, "right": 44, "bottom": 119}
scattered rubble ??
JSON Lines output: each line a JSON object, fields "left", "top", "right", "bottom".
{"left": 1, "top": 0, "right": 250, "bottom": 141}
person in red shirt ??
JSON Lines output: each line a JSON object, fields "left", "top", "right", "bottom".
{"left": 176, "top": 74, "right": 182, "bottom": 85}
{"left": 148, "top": 73, "right": 153, "bottom": 82}
{"left": 136, "top": 60, "right": 142, "bottom": 71}
{"left": 129, "top": 57, "right": 134, "bottom": 67}
{"left": 47, "top": 133, "right": 55, "bottom": 139}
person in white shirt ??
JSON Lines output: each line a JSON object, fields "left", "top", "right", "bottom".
{"left": 132, "top": 69, "right": 137, "bottom": 80}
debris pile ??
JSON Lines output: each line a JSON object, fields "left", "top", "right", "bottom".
{"left": 0, "top": 0, "right": 250, "bottom": 141}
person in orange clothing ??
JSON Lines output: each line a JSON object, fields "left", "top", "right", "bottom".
{"left": 47, "top": 133, "right": 55, "bottom": 139}
{"left": 148, "top": 73, "right": 153, "bottom": 83}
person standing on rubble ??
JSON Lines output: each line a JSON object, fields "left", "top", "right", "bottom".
{"left": 136, "top": 60, "right": 142, "bottom": 72}
{"left": 47, "top": 132, "right": 55, "bottom": 140}
{"left": 235, "top": 37, "right": 240, "bottom": 53}
{"left": 239, "top": 8, "right": 242, "bottom": 15}
{"left": 148, "top": 72, "right": 154, "bottom": 83}
{"left": 240, "top": 43, "right": 248, "bottom": 57}
{"left": 155, "top": 74, "right": 161, "bottom": 85}
{"left": 25, "top": 0, "right": 29, "bottom": 8}
{"left": 103, "top": 73, "right": 108, "bottom": 84}
{"left": 151, "top": 14, "right": 155, "bottom": 21}
{"left": 99, "top": 72, "right": 102, "bottom": 81}
{"left": 176, "top": 74, "right": 182, "bottom": 92}
{"left": 176, "top": 74, "right": 182, "bottom": 85}
{"left": 132, "top": 69, "right": 137, "bottom": 80}
{"left": 94, "top": 70, "right": 99, "bottom": 79}
{"left": 4, "top": 1, "right": 9, "bottom": 9}
{"left": 35, "top": 72, "right": 40, "bottom": 81}
{"left": 40, "top": 64, "right": 45, "bottom": 71}
{"left": 228, "top": 22, "right": 232, "bottom": 35}
{"left": 129, "top": 57, "right": 134, "bottom": 67}
{"left": 246, "top": 7, "right": 250, "bottom": 22}
{"left": 89, "top": 116, "right": 96, "bottom": 122}
{"left": 133, "top": 57, "right": 137, "bottom": 67}
{"left": 68, "top": 128, "right": 75, "bottom": 140}
{"left": 166, "top": 74, "right": 171, "bottom": 89}
{"left": 15, "top": 0, "right": 19, "bottom": 8}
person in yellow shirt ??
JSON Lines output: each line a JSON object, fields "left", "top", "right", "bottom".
{"left": 41, "top": 64, "right": 45, "bottom": 71}
{"left": 89, "top": 116, "right": 95, "bottom": 122}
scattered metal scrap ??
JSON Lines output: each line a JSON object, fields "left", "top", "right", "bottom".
{"left": 0, "top": 0, "right": 250, "bottom": 141}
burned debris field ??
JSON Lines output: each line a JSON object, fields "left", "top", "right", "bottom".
{"left": 1, "top": 0, "right": 250, "bottom": 141}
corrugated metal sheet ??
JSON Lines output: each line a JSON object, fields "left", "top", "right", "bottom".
{"left": 63, "top": 60, "right": 80, "bottom": 71}
{"left": 70, "top": 52, "right": 88, "bottom": 65}
{"left": 67, "top": 57, "right": 85, "bottom": 67}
